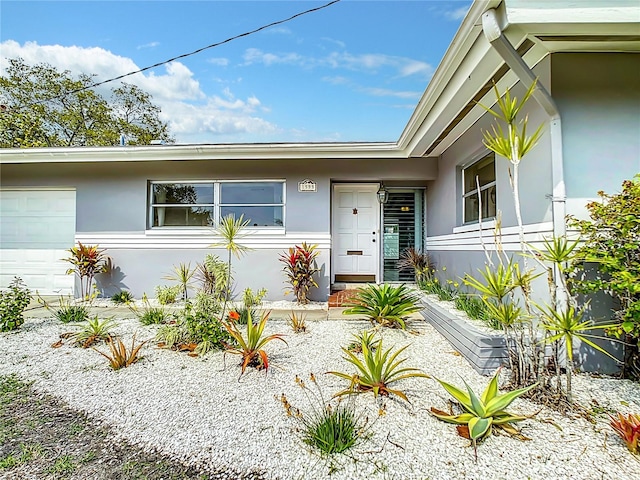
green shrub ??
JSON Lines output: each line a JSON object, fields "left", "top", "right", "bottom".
{"left": 196, "top": 254, "right": 230, "bottom": 300}
{"left": 111, "top": 290, "right": 134, "bottom": 304}
{"left": 0, "top": 277, "right": 31, "bottom": 332}
{"left": 156, "top": 302, "right": 231, "bottom": 355}
{"left": 193, "top": 291, "right": 221, "bottom": 317}
{"left": 155, "top": 285, "right": 181, "bottom": 305}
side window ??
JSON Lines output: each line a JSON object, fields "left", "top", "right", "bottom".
{"left": 462, "top": 153, "right": 496, "bottom": 224}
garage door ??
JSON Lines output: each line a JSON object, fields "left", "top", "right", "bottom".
{"left": 0, "top": 189, "right": 76, "bottom": 295}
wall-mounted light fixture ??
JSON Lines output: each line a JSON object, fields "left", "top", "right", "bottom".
{"left": 377, "top": 184, "right": 389, "bottom": 204}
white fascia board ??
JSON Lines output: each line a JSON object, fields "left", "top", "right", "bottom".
{"left": 0, "top": 141, "right": 405, "bottom": 164}
{"left": 404, "top": 30, "right": 508, "bottom": 158}
{"left": 428, "top": 40, "right": 549, "bottom": 157}
{"left": 398, "top": 0, "right": 502, "bottom": 152}
{"left": 505, "top": 2, "right": 640, "bottom": 26}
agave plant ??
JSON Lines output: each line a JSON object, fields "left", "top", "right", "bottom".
{"left": 328, "top": 337, "right": 429, "bottom": 402}
{"left": 430, "top": 369, "right": 537, "bottom": 453}
{"left": 223, "top": 311, "right": 287, "bottom": 374}
{"left": 342, "top": 284, "right": 422, "bottom": 329}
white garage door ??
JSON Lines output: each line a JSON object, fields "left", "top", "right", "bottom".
{"left": 0, "top": 189, "right": 76, "bottom": 295}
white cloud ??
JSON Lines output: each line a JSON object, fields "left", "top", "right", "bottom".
{"left": 321, "top": 37, "right": 346, "bottom": 49}
{"left": 0, "top": 40, "right": 277, "bottom": 143}
{"left": 242, "top": 47, "right": 433, "bottom": 79}
{"left": 137, "top": 41, "right": 160, "bottom": 50}
{"left": 444, "top": 6, "right": 469, "bottom": 21}
{"left": 208, "top": 57, "right": 229, "bottom": 66}
{"left": 359, "top": 87, "right": 421, "bottom": 100}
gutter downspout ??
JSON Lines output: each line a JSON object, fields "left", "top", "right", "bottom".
{"left": 482, "top": 8, "right": 567, "bottom": 304}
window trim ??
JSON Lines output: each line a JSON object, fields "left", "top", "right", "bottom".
{"left": 148, "top": 179, "right": 286, "bottom": 229}
{"left": 461, "top": 153, "right": 496, "bottom": 225}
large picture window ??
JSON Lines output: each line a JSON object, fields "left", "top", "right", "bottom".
{"left": 150, "top": 181, "right": 285, "bottom": 228}
{"left": 462, "top": 153, "right": 496, "bottom": 224}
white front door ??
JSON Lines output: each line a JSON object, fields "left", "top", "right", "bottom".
{"left": 332, "top": 184, "right": 380, "bottom": 282}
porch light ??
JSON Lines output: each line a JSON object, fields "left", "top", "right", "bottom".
{"left": 377, "top": 185, "right": 389, "bottom": 204}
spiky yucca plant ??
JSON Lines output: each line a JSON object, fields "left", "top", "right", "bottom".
{"left": 328, "top": 337, "right": 429, "bottom": 402}
{"left": 342, "top": 284, "right": 422, "bottom": 329}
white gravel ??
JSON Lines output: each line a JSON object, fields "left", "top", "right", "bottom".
{"left": 1, "top": 314, "right": 639, "bottom": 480}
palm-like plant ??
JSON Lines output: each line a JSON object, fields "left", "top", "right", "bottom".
{"left": 328, "top": 337, "right": 429, "bottom": 402}
{"left": 537, "top": 304, "right": 619, "bottom": 402}
{"left": 431, "top": 369, "right": 537, "bottom": 455}
{"left": 223, "top": 311, "right": 287, "bottom": 374}
{"left": 163, "top": 262, "right": 195, "bottom": 300}
{"left": 342, "top": 284, "right": 422, "bottom": 329}
{"left": 210, "top": 214, "right": 252, "bottom": 316}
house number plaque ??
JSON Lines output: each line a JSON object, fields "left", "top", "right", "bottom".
{"left": 298, "top": 179, "right": 317, "bottom": 192}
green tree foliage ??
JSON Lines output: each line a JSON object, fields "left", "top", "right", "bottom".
{"left": 0, "top": 58, "right": 173, "bottom": 147}
{"left": 569, "top": 175, "right": 640, "bottom": 378}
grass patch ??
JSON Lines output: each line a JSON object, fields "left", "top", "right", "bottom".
{"left": 0, "top": 374, "right": 248, "bottom": 479}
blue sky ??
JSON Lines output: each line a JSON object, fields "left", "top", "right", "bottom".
{"left": 1, "top": 1, "right": 471, "bottom": 144}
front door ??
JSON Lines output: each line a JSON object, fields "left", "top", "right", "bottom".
{"left": 332, "top": 184, "right": 380, "bottom": 283}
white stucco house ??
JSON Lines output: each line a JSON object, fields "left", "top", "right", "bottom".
{"left": 1, "top": 0, "right": 638, "bottom": 306}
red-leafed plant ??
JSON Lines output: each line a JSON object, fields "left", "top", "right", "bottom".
{"left": 610, "top": 412, "right": 640, "bottom": 454}
{"left": 279, "top": 242, "right": 320, "bottom": 304}
{"left": 63, "top": 242, "right": 109, "bottom": 300}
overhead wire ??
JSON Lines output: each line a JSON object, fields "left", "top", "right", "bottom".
{"left": 5, "top": 0, "right": 342, "bottom": 111}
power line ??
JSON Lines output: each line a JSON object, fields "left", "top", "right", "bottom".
{"left": 6, "top": 0, "right": 342, "bottom": 110}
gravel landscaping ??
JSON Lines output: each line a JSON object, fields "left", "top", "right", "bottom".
{"left": 1, "top": 307, "right": 639, "bottom": 480}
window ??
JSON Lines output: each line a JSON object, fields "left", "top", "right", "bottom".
{"left": 462, "top": 153, "right": 496, "bottom": 224}
{"left": 150, "top": 181, "right": 285, "bottom": 228}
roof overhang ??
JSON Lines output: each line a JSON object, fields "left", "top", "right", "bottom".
{"left": 1, "top": 0, "right": 638, "bottom": 165}
{"left": 399, "top": 0, "right": 640, "bottom": 159}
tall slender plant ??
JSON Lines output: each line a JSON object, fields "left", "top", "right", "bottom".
{"left": 210, "top": 214, "right": 251, "bottom": 316}
{"left": 163, "top": 262, "right": 195, "bottom": 300}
